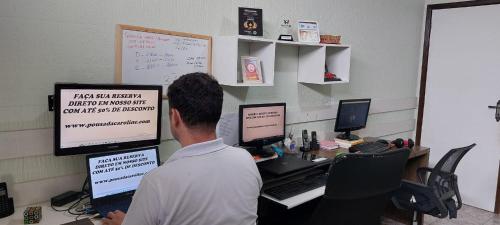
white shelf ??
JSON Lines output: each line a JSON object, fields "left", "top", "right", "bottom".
{"left": 297, "top": 44, "right": 351, "bottom": 85}
{"left": 325, "top": 45, "right": 351, "bottom": 84}
{"left": 231, "top": 82, "right": 274, "bottom": 87}
{"left": 213, "top": 36, "right": 276, "bottom": 86}
{"left": 237, "top": 35, "right": 275, "bottom": 43}
{"left": 276, "top": 40, "right": 350, "bottom": 48}
{"left": 212, "top": 36, "right": 351, "bottom": 86}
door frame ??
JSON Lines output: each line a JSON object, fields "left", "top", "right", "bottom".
{"left": 415, "top": 0, "right": 500, "bottom": 214}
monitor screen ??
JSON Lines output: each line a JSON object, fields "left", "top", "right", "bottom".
{"left": 239, "top": 103, "right": 286, "bottom": 146}
{"left": 87, "top": 147, "right": 159, "bottom": 200}
{"left": 54, "top": 84, "right": 162, "bottom": 156}
{"left": 334, "top": 99, "right": 371, "bottom": 132}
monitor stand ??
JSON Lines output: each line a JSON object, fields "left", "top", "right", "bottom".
{"left": 336, "top": 130, "right": 360, "bottom": 141}
{"left": 246, "top": 145, "right": 275, "bottom": 158}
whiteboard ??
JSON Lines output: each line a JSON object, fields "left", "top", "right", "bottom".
{"left": 115, "top": 25, "right": 212, "bottom": 96}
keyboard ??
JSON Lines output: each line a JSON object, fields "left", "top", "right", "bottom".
{"left": 263, "top": 173, "right": 328, "bottom": 200}
{"left": 94, "top": 198, "right": 132, "bottom": 216}
{"left": 349, "top": 142, "right": 390, "bottom": 153}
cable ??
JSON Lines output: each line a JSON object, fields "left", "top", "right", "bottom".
{"left": 50, "top": 194, "right": 89, "bottom": 215}
{"left": 49, "top": 178, "right": 93, "bottom": 221}
{"left": 81, "top": 175, "right": 89, "bottom": 195}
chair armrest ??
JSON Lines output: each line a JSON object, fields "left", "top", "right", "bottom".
{"left": 391, "top": 180, "right": 449, "bottom": 219}
{"left": 416, "top": 167, "right": 433, "bottom": 184}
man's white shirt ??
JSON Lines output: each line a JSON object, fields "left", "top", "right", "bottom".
{"left": 122, "top": 138, "right": 262, "bottom": 225}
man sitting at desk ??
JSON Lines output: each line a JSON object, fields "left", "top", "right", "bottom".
{"left": 103, "top": 73, "right": 263, "bottom": 225}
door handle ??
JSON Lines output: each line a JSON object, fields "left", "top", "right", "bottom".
{"left": 489, "top": 100, "right": 500, "bottom": 122}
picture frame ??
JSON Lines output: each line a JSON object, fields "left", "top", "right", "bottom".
{"left": 297, "top": 20, "right": 320, "bottom": 43}
{"left": 239, "top": 7, "right": 263, "bottom": 36}
{"left": 241, "top": 56, "right": 263, "bottom": 84}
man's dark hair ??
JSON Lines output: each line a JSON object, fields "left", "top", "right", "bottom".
{"left": 167, "top": 73, "right": 223, "bottom": 129}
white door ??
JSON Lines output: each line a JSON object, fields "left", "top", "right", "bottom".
{"left": 421, "top": 4, "right": 500, "bottom": 211}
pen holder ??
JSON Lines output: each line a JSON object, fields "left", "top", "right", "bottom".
{"left": 23, "top": 206, "right": 42, "bottom": 224}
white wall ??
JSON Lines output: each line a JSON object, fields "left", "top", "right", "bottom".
{"left": 0, "top": 0, "right": 425, "bottom": 206}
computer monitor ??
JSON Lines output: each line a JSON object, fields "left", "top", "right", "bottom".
{"left": 334, "top": 99, "right": 371, "bottom": 140}
{"left": 54, "top": 83, "right": 162, "bottom": 156}
{"left": 87, "top": 146, "right": 160, "bottom": 200}
{"left": 239, "top": 103, "right": 286, "bottom": 156}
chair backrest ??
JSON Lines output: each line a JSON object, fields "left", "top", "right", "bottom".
{"left": 428, "top": 144, "right": 476, "bottom": 185}
{"left": 309, "top": 148, "right": 410, "bottom": 225}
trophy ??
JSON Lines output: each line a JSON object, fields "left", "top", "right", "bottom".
{"left": 278, "top": 19, "right": 293, "bottom": 41}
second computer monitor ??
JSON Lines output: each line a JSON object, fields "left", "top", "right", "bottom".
{"left": 239, "top": 103, "right": 286, "bottom": 154}
{"left": 334, "top": 99, "right": 371, "bottom": 140}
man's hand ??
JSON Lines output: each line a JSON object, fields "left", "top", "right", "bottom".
{"left": 102, "top": 210, "right": 126, "bottom": 225}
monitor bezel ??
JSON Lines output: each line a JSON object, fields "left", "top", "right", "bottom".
{"left": 86, "top": 146, "right": 160, "bottom": 202}
{"left": 238, "top": 102, "right": 287, "bottom": 147}
{"left": 334, "top": 98, "right": 371, "bottom": 132}
{"left": 54, "top": 83, "right": 162, "bottom": 156}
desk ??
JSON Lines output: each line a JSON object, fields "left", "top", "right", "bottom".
{"left": 259, "top": 146, "right": 430, "bottom": 225}
{"left": 0, "top": 202, "right": 101, "bottom": 225}
{"left": 311, "top": 146, "right": 430, "bottom": 183}
{"left": 1, "top": 147, "right": 429, "bottom": 225}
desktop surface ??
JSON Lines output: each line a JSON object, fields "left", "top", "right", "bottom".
{"left": 258, "top": 145, "right": 431, "bottom": 225}
{"left": 259, "top": 145, "right": 430, "bottom": 199}
{"left": 0, "top": 202, "right": 103, "bottom": 225}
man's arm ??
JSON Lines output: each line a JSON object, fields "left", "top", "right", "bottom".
{"left": 102, "top": 210, "right": 125, "bottom": 225}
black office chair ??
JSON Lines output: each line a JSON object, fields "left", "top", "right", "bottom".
{"left": 305, "top": 148, "right": 411, "bottom": 225}
{"left": 391, "top": 143, "right": 476, "bottom": 222}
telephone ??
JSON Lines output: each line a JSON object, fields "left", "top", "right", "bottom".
{"left": 302, "top": 130, "right": 310, "bottom": 151}
{"left": 0, "top": 182, "right": 14, "bottom": 218}
{"left": 310, "top": 131, "right": 320, "bottom": 150}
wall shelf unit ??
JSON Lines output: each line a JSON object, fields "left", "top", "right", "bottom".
{"left": 212, "top": 36, "right": 351, "bottom": 86}
{"left": 212, "top": 36, "right": 275, "bottom": 86}
{"left": 297, "top": 44, "right": 351, "bottom": 84}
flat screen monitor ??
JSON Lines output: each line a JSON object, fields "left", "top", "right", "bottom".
{"left": 334, "top": 99, "right": 371, "bottom": 140}
{"left": 87, "top": 146, "right": 160, "bottom": 201}
{"left": 54, "top": 83, "right": 162, "bottom": 156}
{"left": 239, "top": 103, "right": 286, "bottom": 154}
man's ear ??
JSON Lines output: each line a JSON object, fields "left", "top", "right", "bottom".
{"left": 170, "top": 108, "right": 182, "bottom": 128}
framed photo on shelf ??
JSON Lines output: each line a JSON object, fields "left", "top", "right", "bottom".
{"left": 298, "top": 21, "right": 320, "bottom": 43}
{"left": 241, "top": 56, "right": 263, "bottom": 84}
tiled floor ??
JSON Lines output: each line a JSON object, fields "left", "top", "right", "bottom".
{"left": 382, "top": 205, "right": 500, "bottom": 225}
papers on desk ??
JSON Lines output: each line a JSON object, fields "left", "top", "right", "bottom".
{"left": 334, "top": 138, "right": 364, "bottom": 148}
{"left": 216, "top": 113, "right": 239, "bottom": 146}
{"left": 320, "top": 140, "right": 340, "bottom": 150}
